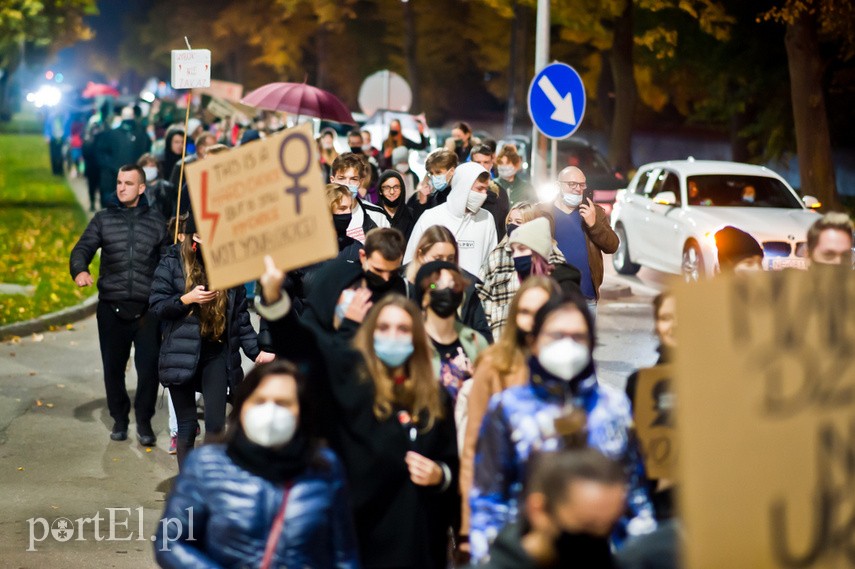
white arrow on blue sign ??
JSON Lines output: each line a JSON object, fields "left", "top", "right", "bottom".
{"left": 527, "top": 62, "right": 586, "bottom": 140}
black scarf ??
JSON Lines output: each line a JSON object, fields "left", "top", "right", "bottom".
{"left": 226, "top": 427, "right": 311, "bottom": 483}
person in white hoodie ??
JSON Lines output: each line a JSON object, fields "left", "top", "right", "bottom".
{"left": 405, "top": 162, "right": 498, "bottom": 276}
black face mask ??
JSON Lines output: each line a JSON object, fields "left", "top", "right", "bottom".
{"left": 332, "top": 213, "right": 351, "bottom": 238}
{"left": 389, "top": 129, "right": 400, "bottom": 137}
{"left": 381, "top": 192, "right": 404, "bottom": 210}
{"left": 429, "top": 288, "right": 463, "bottom": 318}
{"left": 506, "top": 223, "right": 520, "bottom": 238}
{"left": 349, "top": 146, "right": 363, "bottom": 154}
{"left": 553, "top": 531, "right": 614, "bottom": 567}
{"left": 515, "top": 327, "right": 529, "bottom": 348}
{"left": 513, "top": 254, "right": 532, "bottom": 278}
{"left": 364, "top": 269, "right": 397, "bottom": 294}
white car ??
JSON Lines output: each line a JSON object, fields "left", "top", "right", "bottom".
{"left": 611, "top": 160, "right": 822, "bottom": 280}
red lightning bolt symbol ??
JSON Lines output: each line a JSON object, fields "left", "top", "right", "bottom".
{"left": 199, "top": 170, "right": 220, "bottom": 242}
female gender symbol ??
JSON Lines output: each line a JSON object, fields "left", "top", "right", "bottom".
{"left": 278, "top": 132, "right": 312, "bottom": 214}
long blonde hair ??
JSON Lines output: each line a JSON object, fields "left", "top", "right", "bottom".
{"left": 353, "top": 295, "right": 444, "bottom": 430}
{"left": 480, "top": 276, "right": 559, "bottom": 377}
{"left": 180, "top": 237, "right": 227, "bottom": 340}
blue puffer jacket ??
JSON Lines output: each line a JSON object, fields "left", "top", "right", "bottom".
{"left": 469, "top": 364, "right": 655, "bottom": 562}
{"left": 154, "top": 444, "right": 360, "bottom": 569}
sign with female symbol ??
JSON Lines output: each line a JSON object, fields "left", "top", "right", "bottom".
{"left": 184, "top": 122, "right": 338, "bottom": 291}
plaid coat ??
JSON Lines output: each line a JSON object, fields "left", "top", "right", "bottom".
{"left": 476, "top": 238, "right": 567, "bottom": 340}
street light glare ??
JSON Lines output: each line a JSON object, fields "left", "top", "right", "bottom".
{"left": 28, "top": 85, "right": 62, "bottom": 108}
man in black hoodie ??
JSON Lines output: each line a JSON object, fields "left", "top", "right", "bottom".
{"left": 301, "top": 227, "right": 408, "bottom": 335}
{"left": 471, "top": 449, "right": 625, "bottom": 569}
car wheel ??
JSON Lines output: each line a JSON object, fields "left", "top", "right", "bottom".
{"left": 682, "top": 241, "right": 705, "bottom": 282}
{"left": 613, "top": 225, "right": 641, "bottom": 275}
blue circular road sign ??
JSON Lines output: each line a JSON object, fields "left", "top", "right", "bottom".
{"left": 527, "top": 62, "right": 586, "bottom": 140}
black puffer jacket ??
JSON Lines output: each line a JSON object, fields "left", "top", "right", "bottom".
{"left": 69, "top": 203, "right": 167, "bottom": 303}
{"left": 149, "top": 246, "right": 260, "bottom": 388}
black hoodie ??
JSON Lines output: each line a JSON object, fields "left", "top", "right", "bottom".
{"left": 473, "top": 523, "right": 617, "bottom": 569}
{"left": 378, "top": 170, "right": 416, "bottom": 240}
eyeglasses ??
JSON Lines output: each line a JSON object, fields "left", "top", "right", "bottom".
{"left": 381, "top": 184, "right": 402, "bottom": 192}
{"left": 559, "top": 181, "right": 587, "bottom": 192}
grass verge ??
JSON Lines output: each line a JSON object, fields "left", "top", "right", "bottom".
{"left": 0, "top": 133, "right": 97, "bottom": 326}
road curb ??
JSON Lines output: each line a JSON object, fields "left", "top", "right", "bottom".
{"left": 599, "top": 283, "right": 632, "bottom": 300}
{"left": 0, "top": 294, "right": 98, "bottom": 340}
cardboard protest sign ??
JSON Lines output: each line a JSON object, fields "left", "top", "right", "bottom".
{"left": 185, "top": 122, "right": 338, "bottom": 291}
{"left": 194, "top": 79, "right": 244, "bottom": 102}
{"left": 170, "top": 49, "right": 211, "bottom": 89}
{"left": 633, "top": 364, "right": 675, "bottom": 480}
{"left": 674, "top": 268, "right": 855, "bottom": 569}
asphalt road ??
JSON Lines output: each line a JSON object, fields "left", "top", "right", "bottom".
{"left": 0, "top": 265, "right": 669, "bottom": 566}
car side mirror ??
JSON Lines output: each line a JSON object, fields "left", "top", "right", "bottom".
{"left": 802, "top": 195, "right": 822, "bottom": 209}
{"left": 654, "top": 191, "right": 677, "bottom": 206}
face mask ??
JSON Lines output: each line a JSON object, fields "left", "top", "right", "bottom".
{"left": 497, "top": 165, "right": 516, "bottom": 180}
{"left": 364, "top": 269, "right": 396, "bottom": 294}
{"left": 389, "top": 129, "right": 400, "bottom": 137}
{"left": 374, "top": 335, "right": 414, "bottom": 367}
{"left": 321, "top": 140, "right": 333, "bottom": 150}
{"left": 537, "top": 338, "right": 590, "bottom": 381}
{"left": 506, "top": 223, "right": 519, "bottom": 238}
{"left": 335, "top": 289, "right": 356, "bottom": 322}
{"left": 347, "top": 183, "right": 360, "bottom": 197}
{"left": 429, "top": 288, "right": 463, "bottom": 318}
{"left": 467, "top": 190, "right": 488, "bottom": 214}
{"left": 332, "top": 213, "right": 351, "bottom": 238}
{"left": 361, "top": 144, "right": 373, "bottom": 153}
{"left": 513, "top": 255, "right": 532, "bottom": 278}
{"left": 430, "top": 174, "right": 448, "bottom": 193}
{"left": 395, "top": 163, "right": 410, "bottom": 174}
{"left": 349, "top": 146, "right": 362, "bottom": 154}
{"left": 563, "top": 193, "right": 583, "bottom": 208}
{"left": 381, "top": 192, "right": 403, "bottom": 209}
{"left": 743, "top": 196, "right": 755, "bottom": 203}
{"left": 143, "top": 166, "right": 159, "bottom": 182}
{"left": 242, "top": 402, "right": 297, "bottom": 448}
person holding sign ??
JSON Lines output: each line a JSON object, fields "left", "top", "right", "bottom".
{"left": 149, "top": 214, "right": 274, "bottom": 467}
{"left": 469, "top": 293, "right": 654, "bottom": 562}
{"left": 257, "top": 260, "right": 459, "bottom": 569}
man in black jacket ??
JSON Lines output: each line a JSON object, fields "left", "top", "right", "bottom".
{"left": 70, "top": 164, "right": 167, "bottom": 445}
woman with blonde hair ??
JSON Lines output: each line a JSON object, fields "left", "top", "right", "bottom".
{"left": 149, "top": 215, "right": 273, "bottom": 467}
{"left": 405, "top": 225, "right": 492, "bottom": 342}
{"left": 456, "top": 276, "right": 560, "bottom": 554}
{"left": 257, "top": 260, "right": 459, "bottom": 569}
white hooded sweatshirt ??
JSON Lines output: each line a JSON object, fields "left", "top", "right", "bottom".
{"left": 404, "top": 162, "right": 498, "bottom": 275}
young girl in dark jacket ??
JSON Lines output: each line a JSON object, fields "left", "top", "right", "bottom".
{"left": 155, "top": 360, "right": 360, "bottom": 569}
{"left": 257, "top": 256, "right": 459, "bottom": 569}
{"left": 149, "top": 217, "right": 273, "bottom": 467}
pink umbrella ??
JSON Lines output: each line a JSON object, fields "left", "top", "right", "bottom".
{"left": 81, "top": 82, "right": 120, "bottom": 98}
{"left": 240, "top": 82, "right": 355, "bottom": 124}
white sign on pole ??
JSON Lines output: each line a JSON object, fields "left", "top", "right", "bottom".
{"left": 171, "top": 49, "right": 212, "bottom": 90}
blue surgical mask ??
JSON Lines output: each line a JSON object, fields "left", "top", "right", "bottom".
{"left": 374, "top": 335, "right": 414, "bottom": 368}
{"left": 347, "top": 183, "right": 360, "bottom": 197}
{"left": 743, "top": 196, "right": 754, "bottom": 204}
{"left": 430, "top": 174, "right": 448, "bottom": 193}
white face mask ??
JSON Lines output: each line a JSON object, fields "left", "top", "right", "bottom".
{"left": 562, "top": 193, "right": 583, "bottom": 208}
{"left": 497, "top": 165, "right": 516, "bottom": 180}
{"left": 242, "top": 401, "right": 297, "bottom": 447}
{"left": 143, "top": 166, "right": 159, "bottom": 182}
{"left": 467, "top": 190, "right": 488, "bottom": 214}
{"left": 537, "top": 338, "right": 590, "bottom": 381}
{"left": 395, "top": 163, "right": 410, "bottom": 174}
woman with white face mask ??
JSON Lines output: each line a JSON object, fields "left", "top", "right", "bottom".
{"left": 468, "top": 292, "right": 656, "bottom": 563}
{"left": 154, "top": 360, "right": 360, "bottom": 569}
{"left": 256, "top": 256, "right": 459, "bottom": 569}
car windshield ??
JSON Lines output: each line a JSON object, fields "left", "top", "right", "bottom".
{"left": 556, "top": 144, "right": 612, "bottom": 176}
{"left": 686, "top": 174, "right": 801, "bottom": 208}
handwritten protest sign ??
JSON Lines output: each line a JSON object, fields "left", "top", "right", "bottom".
{"left": 675, "top": 267, "right": 855, "bottom": 569}
{"left": 194, "top": 79, "right": 244, "bottom": 102}
{"left": 170, "top": 49, "right": 211, "bottom": 89}
{"left": 633, "top": 364, "right": 675, "bottom": 480}
{"left": 185, "top": 122, "right": 338, "bottom": 291}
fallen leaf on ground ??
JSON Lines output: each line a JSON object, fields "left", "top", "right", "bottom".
{"left": 31, "top": 333, "right": 44, "bottom": 342}
{"left": 69, "top": 341, "right": 78, "bottom": 346}
{"left": 57, "top": 384, "right": 65, "bottom": 388}
{"left": 65, "top": 324, "right": 74, "bottom": 330}
{"left": 145, "top": 448, "right": 152, "bottom": 453}
{"left": 8, "top": 336, "right": 21, "bottom": 344}
{"left": 35, "top": 400, "right": 43, "bottom": 407}
{"left": 45, "top": 403, "right": 54, "bottom": 408}
{"left": 28, "top": 371, "right": 36, "bottom": 376}
{"left": 17, "top": 467, "right": 24, "bottom": 471}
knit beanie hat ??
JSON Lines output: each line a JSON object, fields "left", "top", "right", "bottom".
{"left": 509, "top": 217, "right": 552, "bottom": 260}
{"left": 715, "top": 226, "right": 763, "bottom": 268}
{"left": 391, "top": 145, "right": 409, "bottom": 166}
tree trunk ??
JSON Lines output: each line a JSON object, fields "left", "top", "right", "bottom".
{"left": 598, "top": 51, "right": 614, "bottom": 131}
{"left": 785, "top": 12, "right": 839, "bottom": 209}
{"left": 402, "top": 0, "right": 420, "bottom": 112}
{"left": 608, "top": 1, "right": 636, "bottom": 174}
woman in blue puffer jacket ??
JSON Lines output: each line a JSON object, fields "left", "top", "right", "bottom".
{"left": 154, "top": 359, "right": 361, "bottom": 569}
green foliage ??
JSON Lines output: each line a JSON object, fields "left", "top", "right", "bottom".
{"left": 0, "top": 134, "right": 96, "bottom": 326}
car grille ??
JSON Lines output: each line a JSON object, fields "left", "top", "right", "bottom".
{"left": 763, "top": 241, "right": 792, "bottom": 258}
